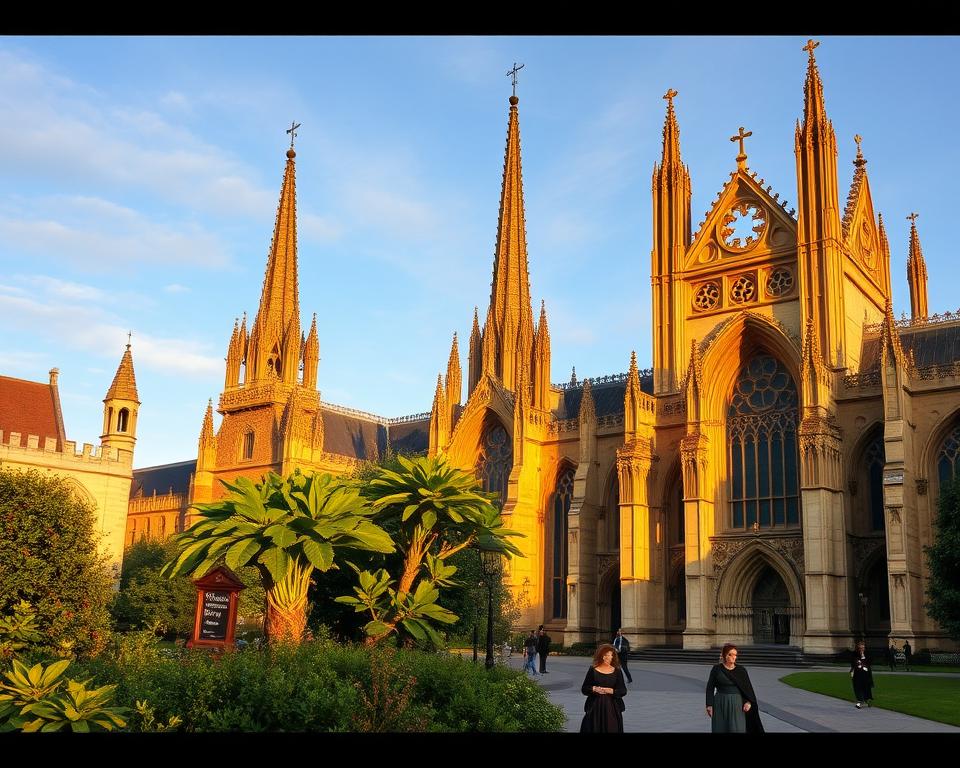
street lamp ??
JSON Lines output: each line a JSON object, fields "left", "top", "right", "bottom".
{"left": 478, "top": 543, "right": 503, "bottom": 670}
{"left": 473, "top": 580, "right": 483, "bottom": 664}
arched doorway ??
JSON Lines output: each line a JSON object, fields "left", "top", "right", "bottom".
{"left": 752, "top": 566, "right": 790, "bottom": 645}
{"left": 861, "top": 556, "right": 890, "bottom": 636}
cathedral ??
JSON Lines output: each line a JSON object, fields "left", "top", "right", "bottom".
{"left": 126, "top": 40, "right": 959, "bottom": 654}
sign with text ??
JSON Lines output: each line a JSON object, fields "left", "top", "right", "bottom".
{"left": 199, "top": 590, "right": 231, "bottom": 640}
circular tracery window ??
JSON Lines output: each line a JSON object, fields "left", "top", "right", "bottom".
{"left": 730, "top": 275, "right": 756, "bottom": 304}
{"left": 719, "top": 202, "right": 767, "bottom": 251}
{"left": 766, "top": 267, "right": 794, "bottom": 297}
{"left": 693, "top": 282, "right": 720, "bottom": 311}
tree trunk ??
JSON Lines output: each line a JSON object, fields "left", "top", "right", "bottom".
{"left": 264, "top": 563, "right": 312, "bottom": 645}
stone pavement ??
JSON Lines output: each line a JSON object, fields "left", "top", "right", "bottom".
{"left": 505, "top": 652, "right": 960, "bottom": 733}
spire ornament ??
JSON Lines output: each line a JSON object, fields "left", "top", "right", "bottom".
{"left": 730, "top": 126, "right": 752, "bottom": 169}
{"left": 506, "top": 62, "right": 525, "bottom": 99}
{"left": 286, "top": 121, "right": 301, "bottom": 152}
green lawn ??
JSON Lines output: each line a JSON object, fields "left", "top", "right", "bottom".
{"left": 827, "top": 662, "right": 960, "bottom": 674}
{"left": 781, "top": 672, "right": 960, "bottom": 727}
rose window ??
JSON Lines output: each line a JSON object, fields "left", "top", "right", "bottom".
{"left": 693, "top": 282, "right": 720, "bottom": 311}
{"left": 719, "top": 202, "right": 767, "bottom": 251}
{"left": 730, "top": 275, "right": 756, "bottom": 304}
{"left": 766, "top": 268, "right": 794, "bottom": 297}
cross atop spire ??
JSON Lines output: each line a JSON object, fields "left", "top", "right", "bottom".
{"left": 126, "top": 330, "right": 132, "bottom": 348}
{"left": 286, "top": 121, "right": 301, "bottom": 151}
{"left": 803, "top": 38, "right": 820, "bottom": 60}
{"left": 663, "top": 88, "right": 678, "bottom": 105}
{"left": 506, "top": 62, "right": 524, "bottom": 99}
{"left": 907, "top": 212, "right": 919, "bottom": 225}
{"left": 730, "top": 126, "right": 752, "bottom": 168}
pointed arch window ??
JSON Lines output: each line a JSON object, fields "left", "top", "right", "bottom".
{"left": 727, "top": 355, "right": 800, "bottom": 529}
{"left": 117, "top": 408, "right": 129, "bottom": 433}
{"left": 551, "top": 468, "right": 574, "bottom": 620}
{"left": 864, "top": 436, "right": 886, "bottom": 532}
{"left": 242, "top": 430, "right": 255, "bottom": 461}
{"left": 477, "top": 423, "right": 512, "bottom": 510}
{"left": 937, "top": 423, "right": 960, "bottom": 489}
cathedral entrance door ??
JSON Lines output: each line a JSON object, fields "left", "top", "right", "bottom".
{"left": 751, "top": 566, "right": 790, "bottom": 645}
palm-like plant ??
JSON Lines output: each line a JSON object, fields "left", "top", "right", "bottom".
{"left": 162, "top": 470, "right": 394, "bottom": 644}
{"left": 338, "top": 455, "right": 522, "bottom": 645}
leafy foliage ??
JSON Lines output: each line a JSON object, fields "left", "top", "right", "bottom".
{"left": 162, "top": 471, "right": 394, "bottom": 643}
{"left": 0, "top": 658, "right": 128, "bottom": 732}
{"left": 338, "top": 455, "right": 523, "bottom": 646}
{"left": 0, "top": 468, "right": 113, "bottom": 657}
{"left": 0, "top": 601, "right": 45, "bottom": 659}
{"left": 110, "top": 539, "right": 197, "bottom": 636}
{"left": 925, "top": 475, "right": 960, "bottom": 640}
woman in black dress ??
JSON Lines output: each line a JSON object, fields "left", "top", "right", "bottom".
{"left": 850, "top": 640, "right": 874, "bottom": 708}
{"left": 580, "top": 643, "right": 628, "bottom": 732}
{"left": 705, "top": 643, "right": 765, "bottom": 733}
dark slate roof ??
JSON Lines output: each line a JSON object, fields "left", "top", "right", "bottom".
{"left": 132, "top": 460, "right": 196, "bottom": 498}
{"left": 859, "top": 322, "right": 960, "bottom": 371}
{"left": 0, "top": 374, "right": 64, "bottom": 449}
{"left": 387, "top": 418, "right": 429, "bottom": 455}
{"left": 321, "top": 409, "right": 388, "bottom": 460}
{"left": 557, "top": 374, "right": 652, "bottom": 419}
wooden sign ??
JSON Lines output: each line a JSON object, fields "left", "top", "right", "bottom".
{"left": 187, "top": 566, "right": 246, "bottom": 649}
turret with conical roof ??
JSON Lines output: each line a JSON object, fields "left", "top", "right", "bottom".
{"left": 652, "top": 88, "right": 691, "bottom": 394}
{"left": 906, "top": 213, "right": 929, "bottom": 321}
{"left": 531, "top": 299, "right": 551, "bottom": 410}
{"left": 102, "top": 341, "right": 139, "bottom": 454}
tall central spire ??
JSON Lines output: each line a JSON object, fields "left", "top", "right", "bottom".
{"left": 482, "top": 93, "right": 535, "bottom": 393}
{"left": 907, "top": 213, "right": 929, "bottom": 320}
{"left": 801, "top": 38, "right": 828, "bottom": 134}
{"left": 247, "top": 146, "right": 301, "bottom": 385}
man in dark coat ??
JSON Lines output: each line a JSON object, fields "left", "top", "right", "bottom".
{"left": 613, "top": 628, "right": 633, "bottom": 683}
{"left": 887, "top": 642, "right": 897, "bottom": 671}
{"left": 537, "top": 626, "right": 551, "bottom": 673}
{"left": 903, "top": 640, "right": 913, "bottom": 671}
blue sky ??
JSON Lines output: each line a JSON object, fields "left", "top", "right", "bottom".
{"left": 1, "top": 36, "right": 957, "bottom": 468}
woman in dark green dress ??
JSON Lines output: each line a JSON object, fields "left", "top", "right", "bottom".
{"left": 705, "top": 643, "right": 764, "bottom": 733}
{"left": 580, "top": 643, "right": 628, "bottom": 732}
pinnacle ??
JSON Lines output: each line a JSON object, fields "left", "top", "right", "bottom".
{"left": 106, "top": 343, "right": 138, "bottom": 402}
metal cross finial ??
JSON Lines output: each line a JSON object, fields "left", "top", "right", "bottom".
{"left": 803, "top": 39, "right": 820, "bottom": 58}
{"left": 286, "top": 121, "right": 301, "bottom": 149}
{"left": 126, "top": 331, "right": 132, "bottom": 348}
{"left": 854, "top": 134, "right": 863, "bottom": 153}
{"left": 907, "top": 212, "right": 919, "bottom": 224}
{"left": 663, "top": 88, "right": 678, "bottom": 104}
{"left": 506, "top": 62, "right": 525, "bottom": 97}
{"left": 730, "top": 126, "right": 753, "bottom": 167}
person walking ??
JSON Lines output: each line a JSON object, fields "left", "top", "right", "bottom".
{"left": 523, "top": 630, "right": 539, "bottom": 676}
{"left": 887, "top": 641, "right": 897, "bottom": 672}
{"left": 850, "top": 640, "right": 874, "bottom": 708}
{"left": 579, "top": 644, "right": 628, "bottom": 733}
{"left": 903, "top": 640, "right": 913, "bottom": 671}
{"left": 613, "top": 628, "right": 633, "bottom": 684}
{"left": 536, "top": 626, "right": 552, "bottom": 673}
{"left": 705, "top": 643, "right": 765, "bottom": 733}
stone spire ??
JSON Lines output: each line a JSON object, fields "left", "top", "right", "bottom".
{"left": 445, "top": 331, "right": 461, "bottom": 423}
{"left": 623, "top": 351, "right": 643, "bottom": 441}
{"left": 652, "top": 88, "right": 691, "bottom": 394}
{"left": 428, "top": 373, "right": 449, "bottom": 456}
{"left": 532, "top": 299, "right": 551, "bottom": 410}
{"left": 106, "top": 341, "right": 139, "bottom": 403}
{"left": 878, "top": 213, "right": 892, "bottom": 298}
{"left": 906, "top": 213, "right": 929, "bottom": 321}
{"left": 481, "top": 92, "right": 536, "bottom": 393}
{"left": 302, "top": 313, "right": 319, "bottom": 390}
{"left": 795, "top": 38, "right": 844, "bottom": 368}
{"left": 199, "top": 398, "right": 215, "bottom": 448}
{"left": 247, "top": 145, "right": 301, "bottom": 385}
{"left": 467, "top": 306, "right": 482, "bottom": 397}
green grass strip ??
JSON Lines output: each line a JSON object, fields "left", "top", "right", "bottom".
{"left": 780, "top": 672, "right": 960, "bottom": 727}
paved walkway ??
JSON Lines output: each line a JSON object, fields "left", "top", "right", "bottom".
{"left": 505, "top": 653, "right": 960, "bottom": 733}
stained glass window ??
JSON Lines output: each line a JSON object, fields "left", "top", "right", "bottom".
{"left": 864, "top": 436, "right": 885, "bottom": 531}
{"left": 477, "top": 423, "right": 512, "bottom": 510}
{"left": 938, "top": 424, "right": 960, "bottom": 490}
{"left": 728, "top": 355, "right": 800, "bottom": 529}
{"left": 552, "top": 468, "right": 574, "bottom": 619}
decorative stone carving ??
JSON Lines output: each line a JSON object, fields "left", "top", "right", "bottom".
{"left": 916, "top": 478, "right": 928, "bottom": 496}
{"left": 849, "top": 534, "right": 885, "bottom": 575}
{"left": 597, "top": 552, "right": 619, "bottom": 583}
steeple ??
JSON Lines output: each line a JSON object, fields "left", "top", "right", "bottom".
{"left": 481, "top": 92, "right": 536, "bottom": 393}
{"left": 199, "top": 399, "right": 214, "bottom": 446}
{"left": 101, "top": 341, "right": 140, "bottom": 454}
{"left": 531, "top": 299, "right": 551, "bottom": 410}
{"left": 795, "top": 39, "right": 845, "bottom": 368}
{"left": 428, "top": 373, "right": 449, "bottom": 456}
{"left": 906, "top": 213, "right": 929, "bottom": 320}
{"left": 652, "top": 88, "right": 691, "bottom": 394}
{"left": 467, "top": 306, "right": 482, "bottom": 397}
{"left": 247, "top": 146, "right": 301, "bottom": 385}
{"left": 225, "top": 318, "right": 241, "bottom": 389}
{"left": 623, "top": 351, "right": 643, "bottom": 441}
{"left": 878, "top": 213, "right": 892, "bottom": 299}
{"left": 445, "top": 331, "right": 461, "bottom": 425}
{"left": 302, "top": 313, "right": 319, "bottom": 390}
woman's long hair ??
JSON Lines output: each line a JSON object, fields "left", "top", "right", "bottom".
{"left": 592, "top": 643, "right": 620, "bottom": 668}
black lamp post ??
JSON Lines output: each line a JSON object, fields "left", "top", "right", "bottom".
{"left": 473, "top": 580, "right": 483, "bottom": 664}
{"left": 479, "top": 544, "right": 502, "bottom": 670}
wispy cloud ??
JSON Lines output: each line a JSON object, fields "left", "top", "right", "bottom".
{"left": 164, "top": 283, "right": 190, "bottom": 293}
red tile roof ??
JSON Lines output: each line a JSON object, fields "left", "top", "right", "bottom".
{"left": 0, "top": 375, "right": 64, "bottom": 449}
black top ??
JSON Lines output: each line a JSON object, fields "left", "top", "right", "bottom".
{"left": 706, "top": 663, "right": 764, "bottom": 734}
{"left": 580, "top": 666, "right": 628, "bottom": 712}
{"left": 536, "top": 633, "right": 551, "bottom": 654}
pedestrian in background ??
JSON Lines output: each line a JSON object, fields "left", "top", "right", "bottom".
{"left": 537, "top": 626, "right": 552, "bottom": 673}
{"left": 613, "top": 628, "right": 633, "bottom": 684}
{"left": 903, "top": 640, "right": 913, "bottom": 671}
{"left": 850, "top": 640, "right": 874, "bottom": 708}
{"left": 523, "top": 630, "right": 538, "bottom": 676}
{"left": 887, "top": 641, "right": 897, "bottom": 672}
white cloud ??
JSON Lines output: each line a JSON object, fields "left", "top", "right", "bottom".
{"left": 299, "top": 212, "right": 343, "bottom": 243}
{"left": 164, "top": 283, "right": 190, "bottom": 293}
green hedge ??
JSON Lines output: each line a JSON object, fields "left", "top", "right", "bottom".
{"left": 73, "top": 633, "right": 565, "bottom": 732}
